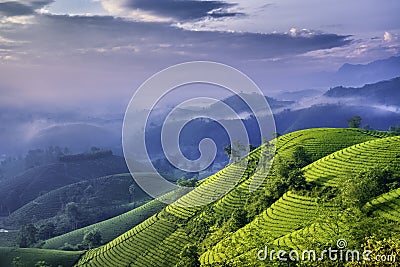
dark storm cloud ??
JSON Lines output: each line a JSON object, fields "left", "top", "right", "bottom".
{"left": 0, "top": 1, "right": 33, "bottom": 16}
{"left": 122, "top": 0, "right": 242, "bottom": 20}
{"left": 0, "top": 1, "right": 52, "bottom": 16}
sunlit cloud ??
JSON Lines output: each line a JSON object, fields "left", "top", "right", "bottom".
{"left": 0, "top": 15, "right": 36, "bottom": 25}
{"left": 299, "top": 31, "right": 400, "bottom": 66}
{"left": 384, "top": 31, "right": 393, "bottom": 42}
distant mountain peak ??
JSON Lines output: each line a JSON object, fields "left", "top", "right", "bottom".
{"left": 324, "top": 76, "right": 400, "bottom": 107}
{"left": 334, "top": 56, "right": 400, "bottom": 87}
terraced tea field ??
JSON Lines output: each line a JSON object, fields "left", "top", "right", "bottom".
{"left": 43, "top": 197, "right": 166, "bottom": 249}
{"left": 304, "top": 135, "right": 400, "bottom": 186}
{"left": 199, "top": 191, "right": 332, "bottom": 265}
{"left": 366, "top": 187, "right": 400, "bottom": 222}
{"left": 2, "top": 128, "right": 398, "bottom": 267}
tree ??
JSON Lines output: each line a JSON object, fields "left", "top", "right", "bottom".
{"left": 340, "top": 167, "right": 392, "bottom": 209}
{"left": 90, "top": 146, "right": 101, "bottom": 153}
{"left": 389, "top": 125, "right": 400, "bottom": 134}
{"left": 83, "top": 228, "right": 102, "bottom": 249}
{"left": 177, "top": 177, "right": 197, "bottom": 187}
{"left": 231, "top": 140, "right": 246, "bottom": 162}
{"left": 292, "top": 146, "right": 312, "bottom": 168}
{"left": 37, "top": 222, "right": 55, "bottom": 240}
{"left": 35, "top": 261, "right": 50, "bottom": 267}
{"left": 226, "top": 209, "right": 248, "bottom": 232}
{"left": 65, "top": 202, "right": 81, "bottom": 230}
{"left": 17, "top": 224, "right": 37, "bottom": 248}
{"left": 287, "top": 168, "right": 307, "bottom": 191}
{"left": 128, "top": 184, "right": 136, "bottom": 203}
{"left": 347, "top": 115, "right": 362, "bottom": 128}
{"left": 175, "top": 243, "right": 200, "bottom": 267}
{"left": 223, "top": 144, "right": 232, "bottom": 162}
{"left": 248, "top": 144, "right": 257, "bottom": 153}
{"left": 12, "top": 257, "right": 23, "bottom": 267}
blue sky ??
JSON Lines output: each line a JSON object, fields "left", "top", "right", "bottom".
{"left": 0, "top": 0, "right": 399, "bottom": 112}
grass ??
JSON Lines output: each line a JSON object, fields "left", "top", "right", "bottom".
{"left": 6, "top": 128, "right": 389, "bottom": 267}
{"left": 366, "top": 187, "right": 400, "bottom": 222}
{"left": 0, "top": 155, "right": 128, "bottom": 216}
{"left": 0, "top": 231, "right": 18, "bottom": 247}
{"left": 203, "top": 128, "right": 385, "bottom": 215}
{"left": 5, "top": 173, "right": 149, "bottom": 227}
{"left": 42, "top": 188, "right": 187, "bottom": 250}
{"left": 0, "top": 247, "right": 83, "bottom": 267}
{"left": 199, "top": 191, "right": 333, "bottom": 266}
{"left": 304, "top": 135, "right": 400, "bottom": 186}
{"left": 72, "top": 128, "right": 393, "bottom": 267}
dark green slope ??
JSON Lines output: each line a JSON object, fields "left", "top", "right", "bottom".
{"left": 0, "top": 155, "right": 129, "bottom": 216}
{"left": 5, "top": 174, "right": 147, "bottom": 227}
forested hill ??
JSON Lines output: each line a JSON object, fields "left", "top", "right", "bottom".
{"left": 324, "top": 76, "right": 400, "bottom": 106}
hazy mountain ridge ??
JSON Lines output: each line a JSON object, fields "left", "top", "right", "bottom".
{"left": 324, "top": 76, "right": 400, "bottom": 107}
{"left": 0, "top": 154, "right": 129, "bottom": 216}
{"left": 334, "top": 56, "right": 400, "bottom": 86}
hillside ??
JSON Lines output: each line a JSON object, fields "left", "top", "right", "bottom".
{"left": 275, "top": 104, "right": 400, "bottom": 133}
{"left": 0, "top": 154, "right": 129, "bottom": 216}
{"left": 42, "top": 188, "right": 188, "bottom": 250}
{"left": 1, "top": 128, "right": 398, "bottom": 267}
{"left": 0, "top": 247, "right": 83, "bottom": 267}
{"left": 200, "top": 135, "right": 400, "bottom": 266}
{"left": 73, "top": 128, "right": 396, "bottom": 267}
{"left": 4, "top": 174, "right": 149, "bottom": 227}
{"left": 334, "top": 56, "right": 400, "bottom": 86}
{"left": 324, "top": 76, "right": 400, "bottom": 107}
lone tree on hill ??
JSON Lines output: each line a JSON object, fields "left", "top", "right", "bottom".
{"left": 83, "top": 228, "right": 102, "bottom": 249}
{"left": 347, "top": 115, "right": 362, "bottom": 128}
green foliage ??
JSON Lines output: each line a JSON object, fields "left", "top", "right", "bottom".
{"left": 82, "top": 228, "right": 102, "bottom": 249}
{"left": 287, "top": 168, "right": 307, "bottom": 191}
{"left": 223, "top": 144, "right": 231, "bottom": 160}
{"left": 65, "top": 202, "right": 81, "bottom": 230}
{"left": 35, "top": 260, "right": 51, "bottom": 267}
{"left": 0, "top": 247, "right": 82, "bottom": 267}
{"left": 226, "top": 209, "right": 248, "bottom": 233}
{"left": 71, "top": 128, "right": 399, "bottom": 267}
{"left": 224, "top": 140, "right": 247, "bottom": 162}
{"left": 17, "top": 224, "right": 37, "bottom": 248}
{"left": 177, "top": 177, "right": 198, "bottom": 187}
{"left": 43, "top": 191, "right": 180, "bottom": 249}
{"left": 340, "top": 167, "right": 396, "bottom": 209}
{"left": 292, "top": 146, "right": 312, "bottom": 168}
{"left": 12, "top": 257, "right": 23, "bottom": 267}
{"left": 347, "top": 115, "right": 362, "bottom": 128}
{"left": 345, "top": 235, "right": 400, "bottom": 266}
{"left": 175, "top": 243, "right": 200, "bottom": 267}
{"left": 304, "top": 135, "right": 400, "bottom": 187}
{"left": 389, "top": 125, "right": 400, "bottom": 134}
{"left": 37, "top": 222, "right": 56, "bottom": 241}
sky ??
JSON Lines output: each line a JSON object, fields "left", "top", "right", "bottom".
{"left": 0, "top": 0, "right": 399, "bottom": 113}
{"left": 0, "top": 0, "right": 399, "bottom": 158}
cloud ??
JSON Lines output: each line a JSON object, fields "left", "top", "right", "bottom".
{"left": 0, "top": 12, "right": 353, "bottom": 113}
{"left": 384, "top": 31, "right": 392, "bottom": 42}
{"left": 298, "top": 32, "right": 400, "bottom": 70}
{"left": 2, "top": 13, "right": 351, "bottom": 65}
{"left": 0, "top": 1, "right": 52, "bottom": 16}
{"left": 0, "top": 1, "right": 33, "bottom": 16}
{"left": 98, "top": 0, "right": 242, "bottom": 22}
{"left": 0, "top": 14, "right": 35, "bottom": 24}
